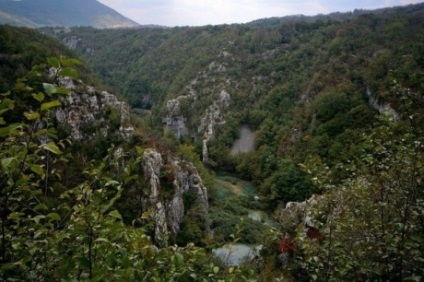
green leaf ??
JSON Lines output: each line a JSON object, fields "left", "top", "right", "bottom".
{"left": 41, "top": 100, "right": 62, "bottom": 111}
{"left": 136, "top": 146, "right": 143, "bottom": 155}
{"left": 108, "top": 210, "right": 122, "bottom": 220}
{"left": 1, "top": 98, "right": 15, "bottom": 110}
{"left": 47, "top": 213, "right": 61, "bottom": 221}
{"left": 34, "top": 128, "right": 48, "bottom": 138}
{"left": 60, "top": 57, "right": 81, "bottom": 66}
{"left": 124, "top": 175, "right": 138, "bottom": 185}
{"left": 101, "top": 187, "right": 122, "bottom": 213}
{"left": 30, "top": 164, "right": 45, "bottom": 176}
{"left": 32, "top": 92, "right": 45, "bottom": 102}
{"left": 41, "top": 142, "right": 62, "bottom": 155}
{"left": 105, "top": 180, "right": 119, "bottom": 187}
{"left": 2, "top": 157, "right": 16, "bottom": 170}
{"left": 24, "top": 111, "right": 40, "bottom": 120}
{"left": 173, "top": 253, "right": 184, "bottom": 267}
{"left": 34, "top": 203, "right": 48, "bottom": 211}
{"left": 59, "top": 67, "right": 78, "bottom": 79}
{"left": 213, "top": 266, "right": 219, "bottom": 274}
{"left": 0, "top": 117, "right": 5, "bottom": 125}
{"left": 124, "top": 166, "right": 131, "bottom": 176}
{"left": 47, "top": 57, "right": 60, "bottom": 68}
{"left": 0, "top": 123, "right": 21, "bottom": 137}
{"left": 33, "top": 215, "right": 46, "bottom": 224}
{"left": 9, "top": 212, "right": 24, "bottom": 220}
{"left": 46, "top": 127, "right": 59, "bottom": 139}
{"left": 43, "top": 83, "right": 57, "bottom": 96}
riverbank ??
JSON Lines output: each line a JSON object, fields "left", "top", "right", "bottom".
{"left": 209, "top": 173, "right": 277, "bottom": 265}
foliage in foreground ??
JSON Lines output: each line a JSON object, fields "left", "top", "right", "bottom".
{"left": 0, "top": 59, "right": 258, "bottom": 281}
{"left": 281, "top": 87, "right": 424, "bottom": 281}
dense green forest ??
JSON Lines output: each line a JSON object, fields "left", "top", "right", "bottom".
{"left": 44, "top": 3, "right": 424, "bottom": 206}
{"left": 0, "top": 25, "right": 253, "bottom": 281}
{"left": 1, "top": 2, "right": 423, "bottom": 281}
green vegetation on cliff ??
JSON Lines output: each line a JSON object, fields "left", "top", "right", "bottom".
{"left": 45, "top": 3, "right": 424, "bottom": 208}
{"left": 1, "top": 2, "right": 424, "bottom": 280}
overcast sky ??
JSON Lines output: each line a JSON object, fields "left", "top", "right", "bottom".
{"left": 97, "top": 0, "right": 423, "bottom": 26}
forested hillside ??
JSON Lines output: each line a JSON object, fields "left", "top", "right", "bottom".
{"left": 0, "top": 25, "right": 244, "bottom": 281}
{"left": 1, "top": 3, "right": 423, "bottom": 281}
{"left": 45, "top": 3, "right": 424, "bottom": 206}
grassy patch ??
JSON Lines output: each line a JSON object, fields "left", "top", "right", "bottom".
{"left": 210, "top": 173, "right": 270, "bottom": 244}
{"left": 214, "top": 173, "right": 257, "bottom": 198}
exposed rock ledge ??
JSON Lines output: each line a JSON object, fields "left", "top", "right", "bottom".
{"left": 162, "top": 78, "right": 197, "bottom": 139}
{"left": 48, "top": 71, "right": 209, "bottom": 246}
{"left": 142, "top": 149, "right": 209, "bottom": 246}
{"left": 276, "top": 194, "right": 322, "bottom": 228}
{"left": 366, "top": 87, "right": 399, "bottom": 121}
{"left": 51, "top": 71, "right": 134, "bottom": 141}
{"left": 198, "top": 89, "right": 231, "bottom": 162}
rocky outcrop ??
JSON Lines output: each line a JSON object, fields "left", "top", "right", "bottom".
{"left": 276, "top": 194, "right": 322, "bottom": 228}
{"left": 142, "top": 149, "right": 209, "bottom": 246}
{"left": 163, "top": 97, "right": 188, "bottom": 140}
{"left": 208, "top": 61, "right": 228, "bottom": 73}
{"left": 163, "top": 81, "right": 231, "bottom": 162}
{"left": 63, "top": 36, "right": 81, "bottom": 50}
{"left": 366, "top": 87, "right": 399, "bottom": 121}
{"left": 164, "top": 81, "right": 231, "bottom": 161}
{"left": 198, "top": 89, "right": 231, "bottom": 161}
{"left": 162, "top": 79, "right": 197, "bottom": 139}
{"left": 261, "top": 46, "right": 284, "bottom": 59}
{"left": 162, "top": 47, "right": 235, "bottom": 155}
{"left": 51, "top": 71, "right": 134, "bottom": 141}
{"left": 63, "top": 35, "right": 95, "bottom": 55}
{"left": 47, "top": 70, "right": 209, "bottom": 247}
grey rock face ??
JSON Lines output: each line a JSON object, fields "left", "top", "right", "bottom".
{"left": 277, "top": 194, "right": 322, "bottom": 227}
{"left": 163, "top": 116, "right": 188, "bottom": 140}
{"left": 162, "top": 79, "right": 198, "bottom": 139}
{"left": 142, "top": 149, "right": 209, "bottom": 246}
{"left": 63, "top": 36, "right": 81, "bottom": 50}
{"left": 48, "top": 70, "right": 209, "bottom": 247}
{"left": 52, "top": 72, "right": 134, "bottom": 141}
{"left": 162, "top": 51, "right": 234, "bottom": 161}
{"left": 143, "top": 149, "right": 163, "bottom": 203}
{"left": 367, "top": 87, "right": 399, "bottom": 121}
{"left": 198, "top": 89, "right": 231, "bottom": 161}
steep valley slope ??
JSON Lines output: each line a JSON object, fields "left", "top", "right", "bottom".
{"left": 44, "top": 3, "right": 424, "bottom": 205}
{"left": 1, "top": 3, "right": 424, "bottom": 279}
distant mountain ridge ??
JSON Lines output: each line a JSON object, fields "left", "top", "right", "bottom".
{"left": 0, "top": 0, "right": 139, "bottom": 28}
